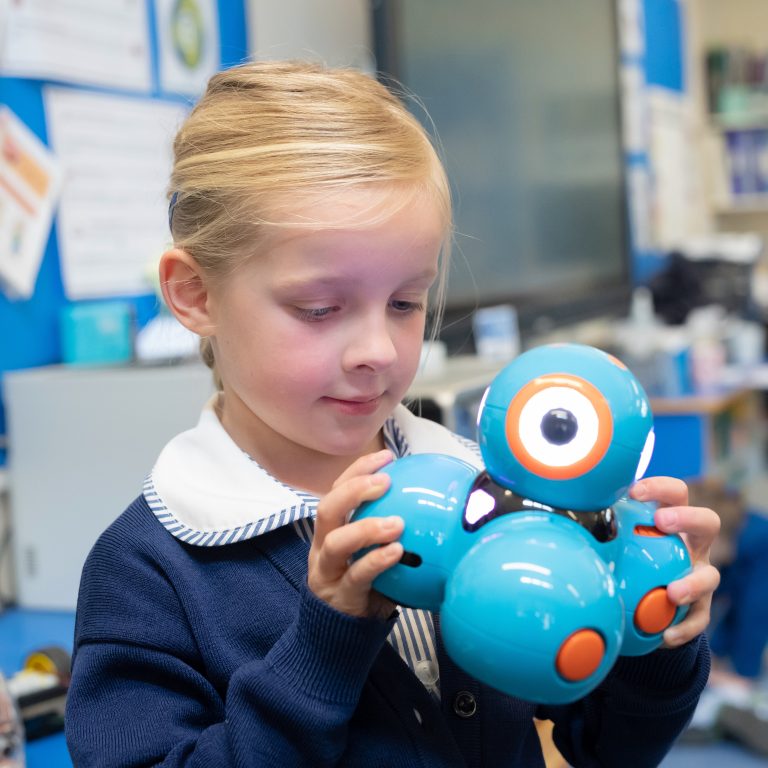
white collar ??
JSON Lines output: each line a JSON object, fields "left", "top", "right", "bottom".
{"left": 146, "top": 397, "right": 483, "bottom": 546}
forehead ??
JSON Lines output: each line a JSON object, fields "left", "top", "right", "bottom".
{"left": 241, "top": 188, "right": 441, "bottom": 292}
{"left": 264, "top": 182, "right": 448, "bottom": 231}
{"left": 262, "top": 185, "right": 445, "bottom": 255}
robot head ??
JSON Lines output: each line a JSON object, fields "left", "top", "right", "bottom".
{"left": 477, "top": 344, "right": 654, "bottom": 511}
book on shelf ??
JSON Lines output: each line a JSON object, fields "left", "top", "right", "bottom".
{"left": 722, "top": 127, "right": 768, "bottom": 201}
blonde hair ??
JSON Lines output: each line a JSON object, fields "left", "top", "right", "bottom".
{"left": 168, "top": 60, "right": 452, "bottom": 387}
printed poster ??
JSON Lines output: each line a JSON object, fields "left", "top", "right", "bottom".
{"left": 0, "top": 106, "right": 62, "bottom": 298}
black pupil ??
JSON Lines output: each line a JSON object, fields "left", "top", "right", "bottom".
{"left": 541, "top": 408, "right": 578, "bottom": 445}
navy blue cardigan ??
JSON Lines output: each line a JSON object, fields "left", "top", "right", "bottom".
{"left": 65, "top": 495, "right": 709, "bottom": 767}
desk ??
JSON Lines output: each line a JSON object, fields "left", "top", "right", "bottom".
{"left": 0, "top": 608, "right": 75, "bottom": 767}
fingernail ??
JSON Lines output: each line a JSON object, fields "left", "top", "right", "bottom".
{"left": 382, "top": 516, "right": 402, "bottom": 530}
{"left": 633, "top": 481, "right": 648, "bottom": 500}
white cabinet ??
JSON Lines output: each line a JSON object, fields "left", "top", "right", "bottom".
{"left": 3, "top": 363, "right": 213, "bottom": 610}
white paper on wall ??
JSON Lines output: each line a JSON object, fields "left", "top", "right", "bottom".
{"left": 44, "top": 87, "right": 188, "bottom": 300}
{"left": 0, "top": 106, "right": 62, "bottom": 299}
{"left": 648, "top": 86, "right": 709, "bottom": 250}
{"left": 0, "top": 0, "right": 151, "bottom": 92}
{"left": 617, "top": 0, "right": 644, "bottom": 57}
{"left": 620, "top": 63, "right": 648, "bottom": 155}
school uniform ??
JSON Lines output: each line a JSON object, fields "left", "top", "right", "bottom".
{"left": 65, "top": 399, "right": 709, "bottom": 767}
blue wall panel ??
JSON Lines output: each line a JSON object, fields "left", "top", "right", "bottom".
{"left": 643, "top": 0, "right": 685, "bottom": 93}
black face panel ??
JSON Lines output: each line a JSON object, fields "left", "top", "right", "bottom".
{"left": 462, "top": 471, "right": 618, "bottom": 543}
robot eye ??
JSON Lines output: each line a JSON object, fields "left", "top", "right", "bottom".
{"left": 505, "top": 374, "right": 613, "bottom": 480}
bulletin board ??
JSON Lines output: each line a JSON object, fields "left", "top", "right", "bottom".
{"left": 0, "top": 0, "right": 249, "bottom": 465}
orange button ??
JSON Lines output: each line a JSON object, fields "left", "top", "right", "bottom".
{"left": 555, "top": 629, "right": 605, "bottom": 682}
{"left": 634, "top": 587, "right": 676, "bottom": 635}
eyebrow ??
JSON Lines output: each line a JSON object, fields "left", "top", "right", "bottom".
{"left": 274, "top": 268, "right": 438, "bottom": 292}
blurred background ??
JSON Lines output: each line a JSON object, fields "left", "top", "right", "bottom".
{"left": 1, "top": 1, "right": 767, "bottom": 765}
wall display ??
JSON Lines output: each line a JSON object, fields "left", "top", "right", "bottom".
{"left": 0, "top": 106, "right": 61, "bottom": 298}
{"left": 0, "top": 0, "right": 248, "bottom": 467}
{"left": 156, "top": 0, "right": 220, "bottom": 97}
{"left": 0, "top": 0, "right": 151, "bottom": 92}
{"left": 44, "top": 87, "right": 187, "bottom": 299}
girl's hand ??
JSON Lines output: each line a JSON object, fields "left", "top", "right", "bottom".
{"left": 630, "top": 476, "right": 721, "bottom": 648}
{"left": 308, "top": 450, "right": 404, "bottom": 620}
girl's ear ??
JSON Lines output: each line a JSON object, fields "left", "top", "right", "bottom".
{"left": 159, "top": 248, "right": 215, "bottom": 337}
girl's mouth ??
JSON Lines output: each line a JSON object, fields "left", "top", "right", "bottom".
{"left": 324, "top": 395, "right": 383, "bottom": 415}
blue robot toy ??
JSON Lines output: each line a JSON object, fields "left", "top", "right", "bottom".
{"left": 351, "top": 343, "right": 691, "bottom": 704}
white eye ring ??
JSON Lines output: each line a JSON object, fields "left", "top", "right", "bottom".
{"left": 518, "top": 387, "right": 600, "bottom": 468}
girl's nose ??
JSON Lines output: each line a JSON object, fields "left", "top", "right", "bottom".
{"left": 342, "top": 313, "right": 398, "bottom": 372}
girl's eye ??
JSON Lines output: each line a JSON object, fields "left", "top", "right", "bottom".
{"left": 295, "top": 306, "right": 338, "bottom": 322}
{"left": 390, "top": 299, "right": 425, "bottom": 314}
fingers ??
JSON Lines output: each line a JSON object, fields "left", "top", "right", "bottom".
{"left": 314, "top": 515, "right": 404, "bottom": 583}
{"left": 653, "top": 504, "right": 721, "bottom": 557}
{"left": 310, "top": 512, "right": 404, "bottom": 617}
{"left": 666, "top": 562, "right": 721, "bottom": 607}
{"left": 343, "top": 539, "right": 404, "bottom": 596}
{"left": 331, "top": 449, "right": 394, "bottom": 490}
{"left": 662, "top": 573, "right": 717, "bottom": 648}
{"left": 632, "top": 477, "right": 722, "bottom": 646}
{"left": 313, "top": 451, "right": 393, "bottom": 549}
{"left": 662, "top": 562, "right": 720, "bottom": 648}
{"left": 308, "top": 449, "right": 401, "bottom": 617}
{"left": 663, "top": 599, "right": 711, "bottom": 647}
{"left": 634, "top": 476, "right": 721, "bottom": 556}
{"left": 631, "top": 476, "right": 688, "bottom": 508}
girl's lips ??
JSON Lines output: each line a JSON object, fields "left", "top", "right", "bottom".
{"left": 324, "top": 395, "right": 383, "bottom": 415}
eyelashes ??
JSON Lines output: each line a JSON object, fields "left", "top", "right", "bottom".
{"left": 390, "top": 300, "right": 425, "bottom": 314}
{"left": 294, "top": 300, "right": 425, "bottom": 323}
{"left": 295, "top": 306, "right": 338, "bottom": 322}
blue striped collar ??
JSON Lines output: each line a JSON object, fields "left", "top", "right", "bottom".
{"left": 146, "top": 397, "right": 482, "bottom": 547}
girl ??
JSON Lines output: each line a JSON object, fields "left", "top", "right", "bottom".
{"left": 65, "top": 61, "right": 720, "bottom": 767}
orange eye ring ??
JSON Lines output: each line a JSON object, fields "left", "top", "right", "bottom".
{"left": 505, "top": 373, "right": 613, "bottom": 480}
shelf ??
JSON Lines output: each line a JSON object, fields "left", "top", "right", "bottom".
{"left": 709, "top": 113, "right": 768, "bottom": 131}
{"left": 714, "top": 198, "right": 768, "bottom": 215}
{"left": 650, "top": 387, "right": 752, "bottom": 416}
